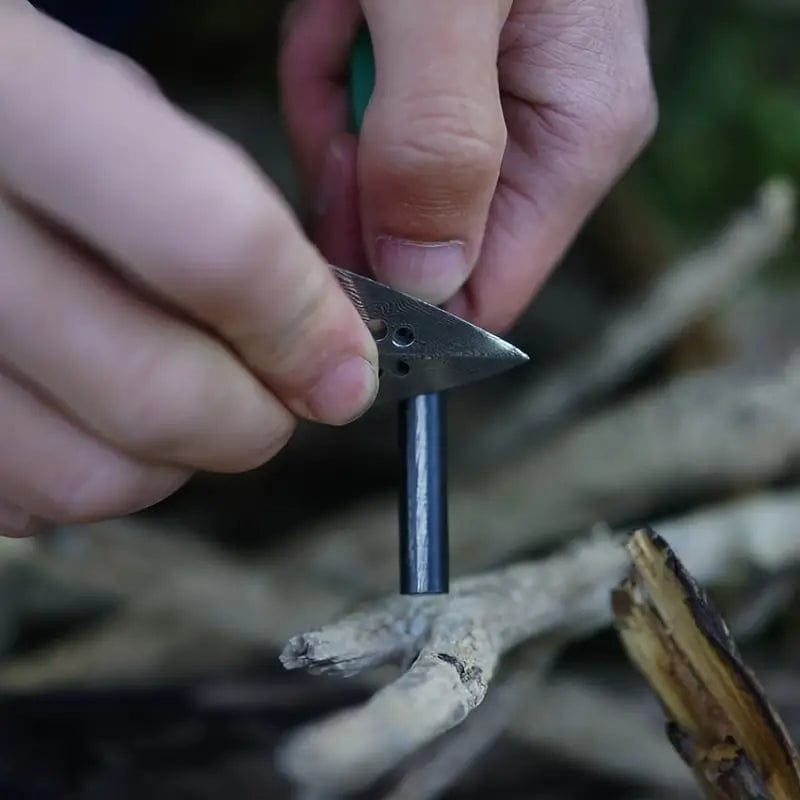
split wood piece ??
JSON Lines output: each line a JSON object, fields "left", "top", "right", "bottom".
{"left": 275, "top": 490, "right": 800, "bottom": 794}
{"left": 613, "top": 529, "right": 800, "bottom": 799}
{"left": 469, "top": 177, "right": 796, "bottom": 466}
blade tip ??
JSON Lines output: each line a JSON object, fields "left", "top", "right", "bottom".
{"left": 502, "top": 342, "right": 530, "bottom": 367}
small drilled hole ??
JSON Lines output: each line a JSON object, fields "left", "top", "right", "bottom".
{"left": 391, "top": 360, "right": 410, "bottom": 377}
{"left": 392, "top": 326, "right": 415, "bottom": 347}
{"left": 367, "top": 319, "right": 388, "bottom": 341}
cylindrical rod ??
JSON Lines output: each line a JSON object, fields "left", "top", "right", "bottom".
{"left": 348, "top": 27, "right": 449, "bottom": 595}
{"left": 398, "top": 392, "right": 448, "bottom": 594}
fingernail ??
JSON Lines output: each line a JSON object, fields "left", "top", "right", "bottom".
{"left": 0, "top": 501, "right": 33, "bottom": 536}
{"left": 315, "top": 139, "right": 347, "bottom": 217}
{"left": 307, "top": 356, "right": 378, "bottom": 425}
{"left": 374, "top": 238, "right": 469, "bottom": 304}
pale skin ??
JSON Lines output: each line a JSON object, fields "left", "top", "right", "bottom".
{"left": 0, "top": 0, "right": 656, "bottom": 536}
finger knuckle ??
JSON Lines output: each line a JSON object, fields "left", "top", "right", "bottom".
{"left": 377, "top": 97, "right": 506, "bottom": 186}
{"left": 250, "top": 266, "right": 332, "bottom": 369}
{"left": 209, "top": 397, "right": 297, "bottom": 474}
{"left": 39, "top": 459, "right": 112, "bottom": 522}
{"left": 611, "top": 82, "right": 659, "bottom": 160}
{"left": 108, "top": 346, "right": 205, "bottom": 457}
{"left": 630, "top": 81, "right": 659, "bottom": 145}
{"left": 199, "top": 147, "right": 274, "bottom": 260}
{"left": 109, "top": 341, "right": 295, "bottom": 471}
{"left": 226, "top": 416, "right": 295, "bottom": 472}
{"left": 566, "top": 73, "right": 658, "bottom": 171}
{"left": 106, "top": 338, "right": 243, "bottom": 462}
{"left": 101, "top": 48, "right": 162, "bottom": 93}
{"left": 164, "top": 144, "right": 293, "bottom": 314}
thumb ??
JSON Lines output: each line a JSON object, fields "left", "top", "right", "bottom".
{"left": 358, "top": 0, "right": 510, "bottom": 304}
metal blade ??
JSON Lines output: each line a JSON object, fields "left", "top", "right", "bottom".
{"left": 333, "top": 266, "right": 529, "bottom": 403}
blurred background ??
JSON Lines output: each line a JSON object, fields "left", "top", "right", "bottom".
{"left": 3, "top": 2, "right": 800, "bottom": 798}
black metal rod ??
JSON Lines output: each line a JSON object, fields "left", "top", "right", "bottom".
{"left": 398, "top": 392, "right": 448, "bottom": 594}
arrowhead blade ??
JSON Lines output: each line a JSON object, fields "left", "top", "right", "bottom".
{"left": 333, "top": 267, "right": 529, "bottom": 403}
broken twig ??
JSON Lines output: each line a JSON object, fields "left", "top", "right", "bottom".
{"left": 380, "top": 673, "right": 530, "bottom": 800}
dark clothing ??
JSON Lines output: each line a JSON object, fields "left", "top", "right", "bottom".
{"left": 32, "top": 1, "right": 155, "bottom": 46}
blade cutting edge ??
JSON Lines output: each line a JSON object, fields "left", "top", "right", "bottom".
{"left": 333, "top": 266, "right": 528, "bottom": 403}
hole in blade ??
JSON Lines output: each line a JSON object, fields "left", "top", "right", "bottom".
{"left": 392, "top": 360, "right": 410, "bottom": 377}
{"left": 392, "top": 325, "right": 414, "bottom": 347}
{"left": 367, "top": 319, "right": 388, "bottom": 341}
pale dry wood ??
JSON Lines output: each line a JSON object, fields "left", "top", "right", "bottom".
{"left": 379, "top": 673, "right": 531, "bottom": 800}
{"left": 3, "top": 487, "right": 800, "bottom": 692}
{"left": 469, "top": 177, "right": 796, "bottom": 464}
{"left": 279, "top": 535, "right": 622, "bottom": 681}
{"left": 4, "top": 475, "right": 800, "bottom": 696}
{"left": 275, "top": 490, "right": 800, "bottom": 793}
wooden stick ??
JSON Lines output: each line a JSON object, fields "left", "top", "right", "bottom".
{"left": 275, "top": 490, "right": 800, "bottom": 793}
{"left": 380, "top": 673, "right": 532, "bottom": 800}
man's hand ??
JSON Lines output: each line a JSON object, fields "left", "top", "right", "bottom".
{"left": 280, "top": 0, "right": 657, "bottom": 331}
{"left": 0, "top": 2, "right": 379, "bottom": 536}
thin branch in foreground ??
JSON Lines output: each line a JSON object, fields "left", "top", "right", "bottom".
{"left": 380, "top": 672, "right": 532, "bottom": 800}
{"left": 276, "top": 534, "right": 625, "bottom": 793}
{"left": 4, "top": 481, "right": 800, "bottom": 696}
{"left": 276, "top": 490, "right": 800, "bottom": 794}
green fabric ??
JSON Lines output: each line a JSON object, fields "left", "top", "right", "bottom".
{"left": 348, "top": 26, "right": 375, "bottom": 134}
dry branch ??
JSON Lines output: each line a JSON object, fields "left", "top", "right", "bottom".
{"left": 470, "top": 177, "right": 796, "bottom": 464}
{"left": 276, "top": 490, "right": 800, "bottom": 793}
{"left": 3, "top": 482, "right": 800, "bottom": 694}
{"left": 379, "top": 673, "right": 531, "bottom": 800}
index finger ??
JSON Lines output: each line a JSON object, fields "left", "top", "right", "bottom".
{"left": 0, "top": 4, "right": 378, "bottom": 425}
